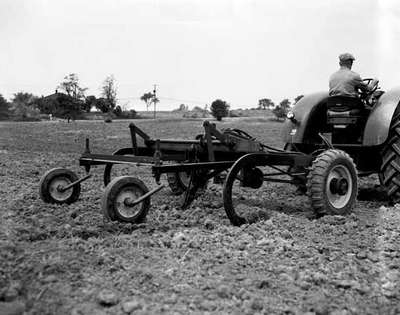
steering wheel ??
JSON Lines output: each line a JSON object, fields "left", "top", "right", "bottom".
{"left": 362, "top": 78, "right": 379, "bottom": 95}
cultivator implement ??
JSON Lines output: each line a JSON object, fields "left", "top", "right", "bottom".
{"left": 40, "top": 121, "right": 358, "bottom": 226}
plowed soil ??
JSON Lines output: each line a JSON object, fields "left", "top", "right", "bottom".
{"left": 1, "top": 119, "right": 399, "bottom": 315}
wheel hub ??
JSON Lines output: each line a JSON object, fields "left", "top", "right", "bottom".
{"left": 49, "top": 177, "right": 73, "bottom": 201}
{"left": 329, "top": 177, "right": 348, "bottom": 195}
{"left": 123, "top": 197, "right": 135, "bottom": 207}
{"left": 326, "top": 165, "right": 353, "bottom": 209}
{"left": 115, "top": 187, "right": 142, "bottom": 218}
{"left": 56, "top": 184, "right": 64, "bottom": 192}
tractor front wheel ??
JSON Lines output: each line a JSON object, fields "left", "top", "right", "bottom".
{"left": 307, "top": 149, "right": 357, "bottom": 216}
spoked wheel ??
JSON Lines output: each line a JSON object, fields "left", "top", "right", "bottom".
{"left": 101, "top": 176, "right": 150, "bottom": 223}
{"left": 103, "top": 149, "right": 136, "bottom": 186}
{"left": 39, "top": 168, "right": 81, "bottom": 204}
{"left": 223, "top": 155, "right": 265, "bottom": 226}
{"left": 307, "top": 149, "right": 357, "bottom": 216}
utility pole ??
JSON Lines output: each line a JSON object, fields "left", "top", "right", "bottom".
{"left": 153, "top": 84, "right": 157, "bottom": 119}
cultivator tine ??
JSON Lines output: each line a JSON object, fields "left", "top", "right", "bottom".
{"left": 129, "top": 124, "right": 138, "bottom": 155}
{"left": 181, "top": 172, "right": 197, "bottom": 209}
{"left": 84, "top": 138, "right": 90, "bottom": 154}
{"left": 181, "top": 172, "right": 207, "bottom": 209}
{"left": 203, "top": 121, "right": 215, "bottom": 162}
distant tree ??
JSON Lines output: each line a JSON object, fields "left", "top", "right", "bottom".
{"left": 140, "top": 92, "right": 154, "bottom": 111}
{"left": 58, "top": 73, "right": 87, "bottom": 100}
{"left": 101, "top": 75, "right": 117, "bottom": 110}
{"left": 36, "top": 96, "right": 56, "bottom": 115}
{"left": 53, "top": 93, "right": 83, "bottom": 120}
{"left": 127, "top": 109, "right": 137, "bottom": 119}
{"left": 11, "top": 92, "right": 38, "bottom": 108}
{"left": 0, "top": 94, "right": 10, "bottom": 120}
{"left": 210, "top": 99, "right": 230, "bottom": 121}
{"left": 94, "top": 97, "right": 112, "bottom": 113}
{"left": 272, "top": 98, "right": 291, "bottom": 121}
{"left": 83, "top": 95, "right": 97, "bottom": 113}
{"left": 113, "top": 105, "right": 122, "bottom": 116}
{"left": 280, "top": 98, "right": 291, "bottom": 110}
{"left": 10, "top": 92, "right": 41, "bottom": 120}
{"left": 258, "top": 98, "right": 275, "bottom": 110}
{"left": 178, "top": 104, "right": 188, "bottom": 111}
{"left": 294, "top": 95, "right": 304, "bottom": 104}
{"left": 115, "top": 109, "right": 138, "bottom": 119}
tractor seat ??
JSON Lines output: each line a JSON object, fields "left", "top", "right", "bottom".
{"left": 326, "top": 96, "right": 365, "bottom": 125}
{"left": 327, "top": 95, "right": 364, "bottom": 112}
{"left": 327, "top": 108, "right": 362, "bottom": 117}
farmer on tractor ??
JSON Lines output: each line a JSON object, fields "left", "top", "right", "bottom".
{"left": 329, "top": 53, "right": 368, "bottom": 98}
{"left": 328, "top": 53, "right": 379, "bottom": 108}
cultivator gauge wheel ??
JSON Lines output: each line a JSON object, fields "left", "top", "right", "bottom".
{"left": 101, "top": 176, "right": 150, "bottom": 223}
{"left": 307, "top": 149, "right": 357, "bottom": 216}
{"left": 39, "top": 168, "right": 81, "bottom": 204}
{"left": 380, "top": 110, "right": 400, "bottom": 203}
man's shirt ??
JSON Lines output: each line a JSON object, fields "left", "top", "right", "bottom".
{"left": 329, "top": 67, "right": 364, "bottom": 97}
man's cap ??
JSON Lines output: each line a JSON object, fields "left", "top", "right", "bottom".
{"left": 339, "top": 53, "right": 355, "bottom": 62}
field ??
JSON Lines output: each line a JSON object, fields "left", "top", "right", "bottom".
{"left": 1, "top": 117, "right": 400, "bottom": 315}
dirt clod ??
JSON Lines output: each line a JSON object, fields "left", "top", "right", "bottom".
{"left": 0, "top": 301, "right": 25, "bottom": 315}
{"left": 71, "top": 303, "right": 108, "bottom": 315}
{"left": 97, "top": 289, "right": 120, "bottom": 306}
{"left": 121, "top": 300, "right": 142, "bottom": 313}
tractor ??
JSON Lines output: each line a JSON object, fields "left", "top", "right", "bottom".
{"left": 39, "top": 78, "right": 400, "bottom": 225}
{"left": 282, "top": 79, "right": 400, "bottom": 213}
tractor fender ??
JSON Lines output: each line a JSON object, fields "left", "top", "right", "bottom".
{"left": 363, "top": 87, "right": 400, "bottom": 146}
{"left": 282, "top": 91, "right": 328, "bottom": 144}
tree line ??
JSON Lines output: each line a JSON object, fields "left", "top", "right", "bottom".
{"left": 0, "top": 73, "right": 305, "bottom": 121}
{"left": 205, "top": 95, "right": 304, "bottom": 121}
{"left": 258, "top": 95, "right": 304, "bottom": 120}
{"left": 0, "top": 74, "right": 136, "bottom": 121}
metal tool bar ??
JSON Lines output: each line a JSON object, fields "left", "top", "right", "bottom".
{"left": 80, "top": 153, "right": 155, "bottom": 165}
{"left": 153, "top": 161, "right": 235, "bottom": 173}
{"left": 125, "top": 184, "right": 165, "bottom": 207}
{"left": 59, "top": 174, "right": 92, "bottom": 192}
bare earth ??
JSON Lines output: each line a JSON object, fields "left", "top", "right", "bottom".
{"left": 0, "top": 118, "right": 399, "bottom": 315}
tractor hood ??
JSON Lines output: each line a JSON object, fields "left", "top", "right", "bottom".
{"left": 282, "top": 91, "right": 328, "bottom": 144}
{"left": 363, "top": 87, "right": 400, "bottom": 145}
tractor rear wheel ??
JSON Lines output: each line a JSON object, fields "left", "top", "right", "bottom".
{"left": 380, "top": 109, "right": 400, "bottom": 202}
{"left": 307, "top": 149, "right": 357, "bottom": 216}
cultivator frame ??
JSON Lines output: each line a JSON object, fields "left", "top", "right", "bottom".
{"left": 39, "top": 121, "right": 358, "bottom": 226}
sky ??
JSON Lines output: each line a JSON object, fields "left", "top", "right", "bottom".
{"left": 1, "top": 0, "right": 399, "bottom": 110}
